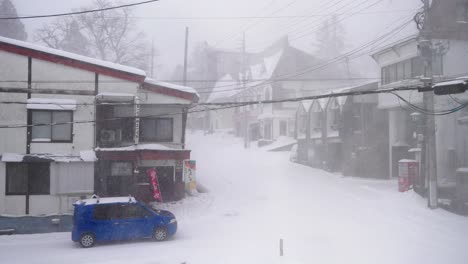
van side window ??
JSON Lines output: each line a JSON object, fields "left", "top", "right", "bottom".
{"left": 122, "top": 204, "right": 150, "bottom": 219}
{"left": 93, "top": 204, "right": 121, "bottom": 220}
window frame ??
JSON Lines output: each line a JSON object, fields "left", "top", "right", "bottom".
{"left": 30, "top": 110, "right": 74, "bottom": 143}
{"left": 140, "top": 117, "right": 174, "bottom": 142}
{"left": 5, "top": 162, "right": 51, "bottom": 196}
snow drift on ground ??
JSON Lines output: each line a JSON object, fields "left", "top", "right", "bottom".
{"left": 1, "top": 131, "right": 468, "bottom": 264}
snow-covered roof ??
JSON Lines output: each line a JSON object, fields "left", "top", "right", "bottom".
{"left": 96, "top": 144, "right": 186, "bottom": 152}
{"left": 80, "top": 150, "right": 98, "bottom": 162}
{"left": 26, "top": 98, "right": 77, "bottom": 111}
{"left": 144, "top": 78, "right": 199, "bottom": 95}
{"left": 0, "top": 36, "right": 146, "bottom": 78}
{"left": 76, "top": 196, "right": 137, "bottom": 206}
{"left": 371, "top": 34, "right": 419, "bottom": 58}
{"left": 1, "top": 151, "right": 96, "bottom": 163}
{"left": 250, "top": 49, "right": 283, "bottom": 80}
{"left": 300, "top": 100, "right": 313, "bottom": 112}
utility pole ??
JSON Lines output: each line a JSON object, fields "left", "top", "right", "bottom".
{"left": 182, "top": 27, "right": 189, "bottom": 149}
{"left": 419, "top": 0, "right": 438, "bottom": 209}
{"left": 183, "top": 27, "right": 189, "bottom": 87}
{"left": 242, "top": 32, "right": 250, "bottom": 148}
{"left": 150, "top": 39, "right": 155, "bottom": 78}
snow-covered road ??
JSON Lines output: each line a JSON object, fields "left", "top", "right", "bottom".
{"left": 1, "top": 132, "right": 468, "bottom": 264}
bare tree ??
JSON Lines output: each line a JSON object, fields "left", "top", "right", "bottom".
{"left": 35, "top": 17, "right": 89, "bottom": 56}
{"left": 34, "top": 0, "right": 151, "bottom": 71}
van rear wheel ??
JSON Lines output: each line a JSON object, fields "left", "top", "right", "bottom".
{"left": 80, "top": 233, "right": 95, "bottom": 248}
{"left": 153, "top": 227, "right": 168, "bottom": 241}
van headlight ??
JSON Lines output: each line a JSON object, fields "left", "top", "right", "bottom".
{"left": 169, "top": 218, "right": 177, "bottom": 224}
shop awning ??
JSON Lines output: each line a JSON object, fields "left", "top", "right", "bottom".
{"left": 1, "top": 151, "right": 96, "bottom": 163}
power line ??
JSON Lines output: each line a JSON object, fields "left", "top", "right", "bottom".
{"left": 0, "top": 0, "right": 159, "bottom": 20}
{"left": 213, "top": 0, "right": 298, "bottom": 48}
{"left": 1, "top": 84, "right": 466, "bottom": 129}
{"left": 0, "top": 86, "right": 428, "bottom": 129}
{"left": 102, "top": 9, "right": 416, "bottom": 20}
{"left": 290, "top": 0, "right": 386, "bottom": 42}
{"left": 392, "top": 92, "right": 468, "bottom": 115}
{"left": 249, "top": 0, "right": 350, "bottom": 49}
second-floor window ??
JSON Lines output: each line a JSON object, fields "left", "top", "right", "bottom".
{"left": 140, "top": 118, "right": 173, "bottom": 142}
{"left": 31, "top": 110, "right": 73, "bottom": 142}
{"left": 381, "top": 56, "right": 443, "bottom": 85}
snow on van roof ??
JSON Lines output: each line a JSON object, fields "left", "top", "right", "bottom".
{"left": 76, "top": 196, "right": 137, "bottom": 205}
{"left": 0, "top": 36, "right": 146, "bottom": 77}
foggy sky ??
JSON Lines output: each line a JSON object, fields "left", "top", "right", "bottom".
{"left": 13, "top": 0, "right": 421, "bottom": 79}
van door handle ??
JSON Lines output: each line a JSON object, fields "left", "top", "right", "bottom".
{"left": 113, "top": 222, "right": 120, "bottom": 225}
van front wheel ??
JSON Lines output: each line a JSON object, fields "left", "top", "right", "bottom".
{"left": 79, "top": 233, "right": 95, "bottom": 248}
{"left": 153, "top": 227, "right": 167, "bottom": 241}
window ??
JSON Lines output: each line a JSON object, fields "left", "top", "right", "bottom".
{"left": 111, "top": 162, "right": 133, "bottom": 176}
{"left": 403, "top": 60, "right": 412, "bottom": 79}
{"left": 381, "top": 57, "right": 431, "bottom": 85}
{"left": 140, "top": 118, "right": 173, "bottom": 142}
{"left": 456, "top": 3, "right": 468, "bottom": 23}
{"left": 388, "top": 64, "right": 397, "bottom": 83}
{"left": 31, "top": 110, "right": 72, "bottom": 142}
{"left": 93, "top": 204, "right": 121, "bottom": 220}
{"left": 280, "top": 121, "right": 287, "bottom": 136}
{"left": 311, "top": 112, "right": 322, "bottom": 130}
{"left": 396, "top": 62, "right": 404, "bottom": 81}
{"left": 411, "top": 57, "right": 423, "bottom": 77}
{"left": 122, "top": 204, "right": 150, "bottom": 219}
{"left": 6, "top": 163, "right": 50, "bottom": 195}
{"left": 382, "top": 67, "right": 388, "bottom": 85}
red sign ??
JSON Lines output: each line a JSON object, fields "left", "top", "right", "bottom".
{"left": 147, "top": 168, "right": 163, "bottom": 202}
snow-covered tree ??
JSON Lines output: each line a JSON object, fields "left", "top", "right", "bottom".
{"left": 34, "top": 0, "right": 152, "bottom": 71}
{"left": 314, "top": 15, "right": 346, "bottom": 59}
{"left": 61, "top": 20, "right": 90, "bottom": 56}
{"left": 0, "top": 0, "right": 27, "bottom": 41}
{"left": 35, "top": 18, "right": 90, "bottom": 56}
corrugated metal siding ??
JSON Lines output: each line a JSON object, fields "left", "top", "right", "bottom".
{"left": 51, "top": 162, "right": 94, "bottom": 195}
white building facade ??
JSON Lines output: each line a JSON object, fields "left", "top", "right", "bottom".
{"left": 0, "top": 36, "right": 198, "bottom": 216}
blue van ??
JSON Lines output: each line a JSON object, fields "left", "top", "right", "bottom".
{"left": 72, "top": 196, "right": 177, "bottom": 248}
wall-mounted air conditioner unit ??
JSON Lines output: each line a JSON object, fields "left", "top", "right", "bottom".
{"left": 100, "top": 129, "right": 122, "bottom": 143}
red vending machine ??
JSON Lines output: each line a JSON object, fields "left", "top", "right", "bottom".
{"left": 398, "top": 160, "right": 419, "bottom": 192}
